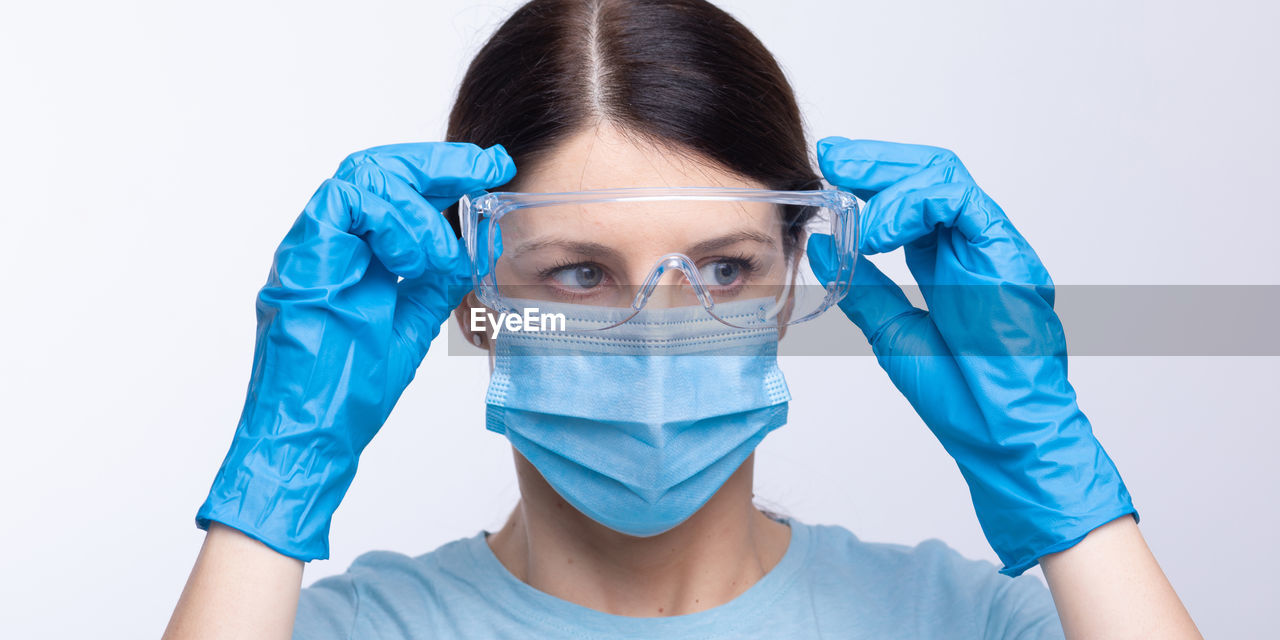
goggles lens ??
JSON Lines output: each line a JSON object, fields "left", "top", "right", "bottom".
{"left": 462, "top": 188, "right": 858, "bottom": 329}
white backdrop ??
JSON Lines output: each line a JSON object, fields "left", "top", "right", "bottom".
{"left": 2, "top": 1, "right": 1276, "bottom": 637}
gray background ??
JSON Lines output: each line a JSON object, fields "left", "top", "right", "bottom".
{"left": 1, "top": 0, "right": 1276, "bottom": 637}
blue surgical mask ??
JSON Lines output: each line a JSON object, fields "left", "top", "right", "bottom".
{"left": 484, "top": 298, "right": 791, "bottom": 537}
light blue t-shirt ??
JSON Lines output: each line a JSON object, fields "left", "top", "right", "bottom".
{"left": 293, "top": 519, "right": 1063, "bottom": 639}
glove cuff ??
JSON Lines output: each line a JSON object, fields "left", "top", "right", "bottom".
{"left": 194, "top": 450, "right": 357, "bottom": 561}
{"left": 997, "top": 508, "right": 1139, "bottom": 577}
{"left": 964, "top": 433, "right": 1137, "bottom": 576}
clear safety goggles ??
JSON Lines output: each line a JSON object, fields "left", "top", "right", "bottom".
{"left": 459, "top": 187, "right": 860, "bottom": 329}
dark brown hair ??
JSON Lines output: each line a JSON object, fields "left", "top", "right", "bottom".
{"left": 445, "top": 0, "right": 820, "bottom": 234}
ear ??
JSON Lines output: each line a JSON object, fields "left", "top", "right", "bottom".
{"left": 454, "top": 291, "right": 492, "bottom": 351}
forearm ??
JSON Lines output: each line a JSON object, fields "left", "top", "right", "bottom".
{"left": 164, "top": 523, "right": 304, "bottom": 640}
{"left": 1040, "top": 515, "right": 1199, "bottom": 639}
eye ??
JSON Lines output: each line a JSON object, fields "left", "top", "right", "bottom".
{"left": 550, "top": 263, "right": 604, "bottom": 289}
{"left": 699, "top": 260, "right": 742, "bottom": 287}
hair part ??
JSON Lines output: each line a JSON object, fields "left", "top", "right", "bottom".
{"left": 445, "top": 0, "right": 821, "bottom": 238}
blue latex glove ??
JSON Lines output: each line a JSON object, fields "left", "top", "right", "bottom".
{"left": 808, "top": 137, "right": 1135, "bottom": 576}
{"left": 196, "top": 142, "right": 516, "bottom": 561}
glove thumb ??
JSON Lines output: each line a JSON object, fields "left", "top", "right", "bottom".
{"left": 808, "top": 233, "right": 920, "bottom": 345}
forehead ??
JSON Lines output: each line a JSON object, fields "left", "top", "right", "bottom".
{"left": 500, "top": 198, "right": 782, "bottom": 255}
{"left": 508, "top": 123, "right": 766, "bottom": 192}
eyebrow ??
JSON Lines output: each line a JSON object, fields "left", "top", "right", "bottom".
{"left": 686, "top": 230, "right": 778, "bottom": 254}
{"left": 511, "top": 230, "right": 778, "bottom": 259}
{"left": 510, "top": 239, "right": 621, "bottom": 260}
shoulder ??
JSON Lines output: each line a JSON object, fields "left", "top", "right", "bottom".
{"left": 802, "top": 521, "right": 989, "bottom": 576}
{"left": 315, "top": 534, "right": 482, "bottom": 601}
{"left": 294, "top": 535, "right": 485, "bottom": 639}
{"left": 792, "top": 521, "right": 1063, "bottom": 638}
{"left": 802, "top": 521, "right": 1015, "bottom": 586}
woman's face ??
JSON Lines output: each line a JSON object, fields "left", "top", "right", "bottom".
{"left": 490, "top": 124, "right": 793, "bottom": 311}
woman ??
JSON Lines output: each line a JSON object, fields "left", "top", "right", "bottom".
{"left": 164, "top": 1, "right": 1200, "bottom": 638}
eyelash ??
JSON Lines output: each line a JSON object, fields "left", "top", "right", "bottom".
{"left": 536, "top": 255, "right": 762, "bottom": 283}
{"left": 536, "top": 258, "right": 600, "bottom": 281}
{"left": 717, "top": 253, "right": 762, "bottom": 278}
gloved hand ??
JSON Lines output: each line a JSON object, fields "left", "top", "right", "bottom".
{"left": 196, "top": 142, "right": 516, "bottom": 561}
{"left": 808, "top": 137, "right": 1135, "bottom": 576}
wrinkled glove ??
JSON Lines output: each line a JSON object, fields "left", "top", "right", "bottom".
{"left": 809, "top": 137, "right": 1135, "bottom": 576}
{"left": 196, "top": 142, "right": 515, "bottom": 560}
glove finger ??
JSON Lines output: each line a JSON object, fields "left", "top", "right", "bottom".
{"left": 816, "top": 245, "right": 993, "bottom": 441}
{"left": 389, "top": 211, "right": 509, "bottom": 378}
{"left": 334, "top": 143, "right": 516, "bottom": 274}
{"left": 338, "top": 162, "right": 461, "bottom": 276}
{"left": 336, "top": 142, "right": 516, "bottom": 209}
{"left": 335, "top": 142, "right": 517, "bottom": 196}
{"left": 857, "top": 167, "right": 1051, "bottom": 288}
{"left": 828, "top": 258, "right": 1000, "bottom": 467}
{"left": 817, "top": 138, "right": 1004, "bottom": 260}
{"left": 902, "top": 233, "right": 940, "bottom": 294}
{"left": 816, "top": 137, "right": 973, "bottom": 201}
{"left": 298, "top": 178, "right": 447, "bottom": 279}
{"left": 388, "top": 238, "right": 474, "bottom": 384}
{"left": 853, "top": 163, "right": 975, "bottom": 255}
{"left": 818, "top": 138, "right": 1036, "bottom": 270}
{"left": 809, "top": 234, "right": 921, "bottom": 346}
{"left": 285, "top": 179, "right": 418, "bottom": 282}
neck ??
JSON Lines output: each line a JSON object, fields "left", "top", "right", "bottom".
{"left": 486, "top": 450, "right": 791, "bottom": 617}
